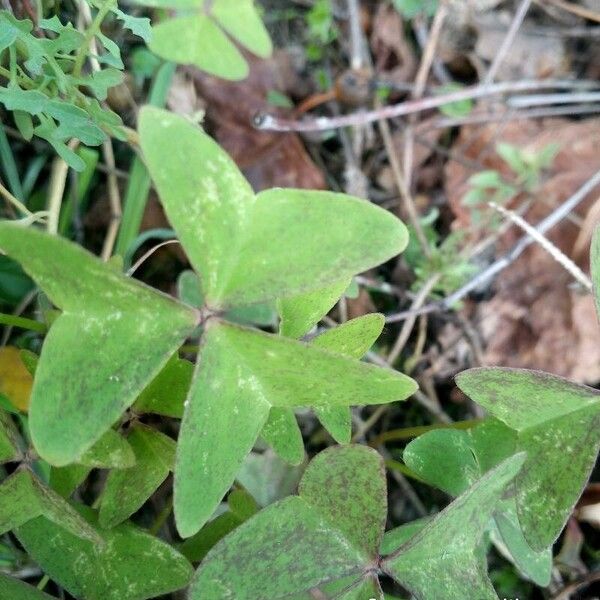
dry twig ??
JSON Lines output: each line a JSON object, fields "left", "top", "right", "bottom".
{"left": 385, "top": 169, "right": 600, "bottom": 323}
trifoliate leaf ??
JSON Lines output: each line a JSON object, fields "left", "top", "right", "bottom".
{"left": 403, "top": 421, "right": 551, "bottom": 586}
{"left": 457, "top": 367, "right": 600, "bottom": 550}
{"left": 175, "top": 321, "right": 416, "bottom": 537}
{"left": 383, "top": 454, "right": 526, "bottom": 600}
{"left": 190, "top": 446, "right": 386, "bottom": 599}
{"left": 139, "top": 108, "right": 409, "bottom": 309}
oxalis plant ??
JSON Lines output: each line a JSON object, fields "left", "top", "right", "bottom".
{"left": 0, "top": 106, "right": 599, "bottom": 599}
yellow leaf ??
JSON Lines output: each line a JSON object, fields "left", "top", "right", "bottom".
{"left": 0, "top": 346, "right": 33, "bottom": 411}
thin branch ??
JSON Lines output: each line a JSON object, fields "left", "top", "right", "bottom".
{"left": 488, "top": 200, "right": 592, "bottom": 291}
{"left": 387, "top": 274, "right": 440, "bottom": 366}
{"left": 100, "top": 139, "right": 122, "bottom": 261}
{"left": 46, "top": 149, "right": 74, "bottom": 234}
{"left": 78, "top": 0, "right": 122, "bottom": 261}
{"left": 345, "top": 0, "right": 363, "bottom": 70}
{"left": 378, "top": 116, "right": 431, "bottom": 256}
{"left": 385, "top": 169, "right": 600, "bottom": 323}
{"left": 508, "top": 91, "right": 600, "bottom": 108}
{"left": 404, "top": 0, "right": 448, "bottom": 188}
{"left": 419, "top": 103, "right": 600, "bottom": 130}
{"left": 0, "top": 181, "right": 32, "bottom": 217}
{"left": 412, "top": 12, "right": 451, "bottom": 83}
{"left": 127, "top": 239, "right": 180, "bottom": 276}
{"left": 413, "top": 1, "right": 448, "bottom": 96}
{"left": 537, "top": 0, "right": 600, "bottom": 23}
{"left": 551, "top": 570, "right": 600, "bottom": 600}
{"left": 484, "top": 0, "right": 532, "bottom": 85}
{"left": 253, "top": 80, "right": 599, "bottom": 132}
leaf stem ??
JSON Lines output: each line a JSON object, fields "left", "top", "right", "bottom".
{"left": 0, "top": 181, "right": 33, "bottom": 217}
{"left": 0, "top": 313, "right": 47, "bottom": 334}
{"left": 72, "top": 0, "right": 116, "bottom": 78}
{"left": 149, "top": 496, "right": 173, "bottom": 536}
{"left": 384, "top": 458, "right": 427, "bottom": 483}
{"left": 0, "top": 66, "right": 36, "bottom": 90}
{"left": 371, "top": 419, "right": 482, "bottom": 446}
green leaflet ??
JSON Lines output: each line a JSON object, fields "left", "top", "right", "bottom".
{"left": 139, "top": 108, "right": 409, "bottom": 309}
{"left": 299, "top": 446, "right": 387, "bottom": 559}
{"left": 175, "top": 321, "right": 416, "bottom": 537}
{"left": 77, "top": 428, "right": 135, "bottom": 468}
{"left": 139, "top": 107, "right": 255, "bottom": 306}
{"left": 236, "top": 450, "right": 304, "bottom": 507}
{"left": 49, "top": 464, "right": 90, "bottom": 498}
{"left": 99, "top": 423, "right": 175, "bottom": 527}
{"left": 223, "top": 187, "right": 408, "bottom": 307}
{"left": 137, "top": 0, "right": 270, "bottom": 80}
{"left": 456, "top": 367, "right": 600, "bottom": 550}
{"left": 0, "top": 409, "right": 21, "bottom": 463}
{"left": 0, "top": 223, "right": 197, "bottom": 466}
{"left": 404, "top": 428, "right": 481, "bottom": 496}
{"left": 133, "top": 353, "right": 194, "bottom": 418}
{"left": 149, "top": 16, "right": 248, "bottom": 81}
{"left": 111, "top": 7, "right": 152, "bottom": 43}
{"left": 180, "top": 489, "right": 259, "bottom": 563}
{"left": 0, "top": 574, "right": 56, "bottom": 599}
{"left": 190, "top": 446, "right": 385, "bottom": 599}
{"left": 382, "top": 454, "right": 526, "bottom": 600}
{"left": 177, "top": 269, "right": 204, "bottom": 308}
{"left": 403, "top": 422, "right": 552, "bottom": 586}
{"left": 260, "top": 407, "right": 305, "bottom": 466}
{"left": 262, "top": 312, "right": 382, "bottom": 461}
{"left": 16, "top": 505, "right": 193, "bottom": 600}
{"left": 592, "top": 225, "right": 600, "bottom": 319}
{"left": 210, "top": 0, "right": 272, "bottom": 58}
{"left": 278, "top": 279, "right": 350, "bottom": 339}
{"left": 262, "top": 312, "right": 387, "bottom": 458}
{"left": 311, "top": 314, "right": 385, "bottom": 442}
{"left": 0, "top": 469, "right": 101, "bottom": 543}
{"left": 492, "top": 498, "right": 553, "bottom": 587}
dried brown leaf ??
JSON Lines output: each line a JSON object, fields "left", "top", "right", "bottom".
{"left": 185, "top": 53, "right": 325, "bottom": 191}
{"left": 445, "top": 119, "right": 600, "bottom": 383}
